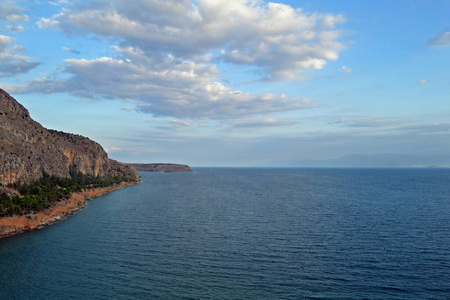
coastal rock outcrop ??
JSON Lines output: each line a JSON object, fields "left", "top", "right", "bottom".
{"left": 0, "top": 88, "right": 139, "bottom": 186}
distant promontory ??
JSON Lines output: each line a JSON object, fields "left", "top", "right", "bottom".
{"left": 131, "top": 163, "right": 193, "bottom": 173}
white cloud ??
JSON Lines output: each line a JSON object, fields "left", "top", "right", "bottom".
{"left": 49, "top": 0, "right": 70, "bottom": 6}
{"left": 339, "top": 66, "right": 352, "bottom": 73}
{"left": 7, "top": 25, "right": 24, "bottom": 32}
{"left": 0, "top": 34, "right": 14, "bottom": 47}
{"left": 12, "top": 1, "right": 347, "bottom": 121}
{"left": 6, "top": 14, "right": 29, "bottom": 22}
{"left": 0, "top": 35, "right": 40, "bottom": 77}
{"left": 417, "top": 79, "right": 427, "bottom": 85}
{"left": 428, "top": 32, "right": 450, "bottom": 48}
{"left": 0, "top": 2, "right": 28, "bottom": 25}
{"left": 40, "top": 0, "right": 346, "bottom": 80}
{"left": 0, "top": 0, "right": 29, "bottom": 38}
{"left": 0, "top": 2, "right": 21, "bottom": 20}
{"left": 10, "top": 45, "right": 318, "bottom": 119}
{"left": 12, "top": 45, "right": 25, "bottom": 52}
{"left": 61, "top": 46, "right": 80, "bottom": 54}
{"left": 105, "top": 146, "right": 122, "bottom": 153}
{"left": 37, "top": 17, "right": 61, "bottom": 29}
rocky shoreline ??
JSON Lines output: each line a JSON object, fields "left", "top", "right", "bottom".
{"left": 0, "top": 180, "right": 140, "bottom": 238}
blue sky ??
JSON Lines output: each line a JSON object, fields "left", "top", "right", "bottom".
{"left": 0, "top": 0, "right": 449, "bottom": 166}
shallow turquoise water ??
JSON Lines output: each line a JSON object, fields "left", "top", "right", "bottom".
{"left": 1, "top": 168, "right": 450, "bottom": 299}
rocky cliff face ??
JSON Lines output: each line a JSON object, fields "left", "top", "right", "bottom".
{"left": 0, "top": 89, "right": 139, "bottom": 185}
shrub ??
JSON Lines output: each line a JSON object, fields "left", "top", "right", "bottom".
{"left": 0, "top": 172, "right": 135, "bottom": 217}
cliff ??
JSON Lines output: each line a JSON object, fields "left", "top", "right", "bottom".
{"left": 131, "top": 163, "right": 193, "bottom": 172}
{"left": 0, "top": 89, "right": 139, "bottom": 186}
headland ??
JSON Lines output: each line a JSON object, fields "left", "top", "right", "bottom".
{"left": 0, "top": 88, "right": 141, "bottom": 237}
{"left": 131, "top": 163, "right": 193, "bottom": 172}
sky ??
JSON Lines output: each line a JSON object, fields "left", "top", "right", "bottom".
{"left": 0, "top": 0, "right": 449, "bottom": 167}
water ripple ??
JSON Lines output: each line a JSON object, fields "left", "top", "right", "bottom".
{"left": 1, "top": 168, "right": 450, "bottom": 299}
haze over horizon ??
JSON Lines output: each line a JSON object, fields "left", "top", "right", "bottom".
{"left": 0, "top": 0, "right": 449, "bottom": 167}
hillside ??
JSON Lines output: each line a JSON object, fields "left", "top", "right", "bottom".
{"left": 0, "top": 89, "right": 139, "bottom": 187}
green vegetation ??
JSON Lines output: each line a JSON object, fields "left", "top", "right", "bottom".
{"left": 0, "top": 172, "right": 135, "bottom": 217}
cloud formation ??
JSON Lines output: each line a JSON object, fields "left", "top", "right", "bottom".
{"left": 428, "top": 32, "right": 450, "bottom": 48}
{"left": 7, "top": 25, "right": 24, "bottom": 32}
{"left": 40, "top": 0, "right": 346, "bottom": 80}
{"left": 339, "top": 66, "right": 352, "bottom": 73}
{"left": 36, "top": 17, "right": 61, "bottom": 29}
{"left": 0, "top": 2, "right": 38, "bottom": 76}
{"left": 417, "top": 79, "right": 427, "bottom": 85}
{"left": 15, "top": 1, "right": 345, "bottom": 120}
{"left": 11, "top": 46, "right": 317, "bottom": 119}
{"left": 0, "top": 0, "right": 29, "bottom": 36}
{"left": 0, "top": 1, "right": 28, "bottom": 22}
{"left": 0, "top": 35, "right": 40, "bottom": 77}
{"left": 61, "top": 47, "right": 81, "bottom": 55}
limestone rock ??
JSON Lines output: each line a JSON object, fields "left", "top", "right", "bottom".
{"left": 0, "top": 89, "right": 139, "bottom": 185}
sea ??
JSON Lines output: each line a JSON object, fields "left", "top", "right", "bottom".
{"left": 1, "top": 168, "right": 450, "bottom": 299}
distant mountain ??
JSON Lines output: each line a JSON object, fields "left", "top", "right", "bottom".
{"left": 263, "top": 153, "right": 450, "bottom": 168}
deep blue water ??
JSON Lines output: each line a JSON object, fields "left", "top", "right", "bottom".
{"left": 1, "top": 168, "right": 450, "bottom": 299}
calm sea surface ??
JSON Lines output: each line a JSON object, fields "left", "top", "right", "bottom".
{"left": 1, "top": 168, "right": 450, "bottom": 299}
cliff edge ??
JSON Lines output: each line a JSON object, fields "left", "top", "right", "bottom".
{"left": 0, "top": 89, "right": 139, "bottom": 186}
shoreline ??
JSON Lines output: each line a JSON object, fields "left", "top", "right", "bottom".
{"left": 0, "top": 180, "right": 140, "bottom": 239}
